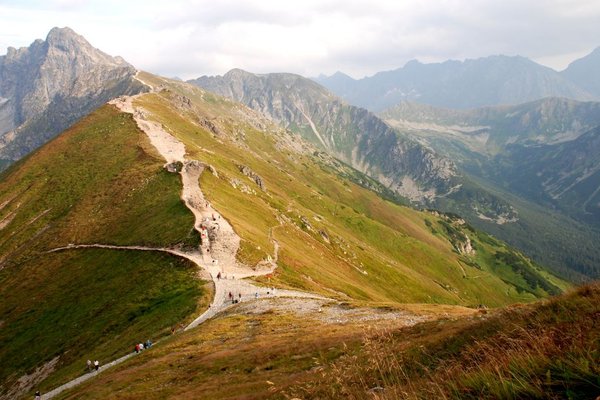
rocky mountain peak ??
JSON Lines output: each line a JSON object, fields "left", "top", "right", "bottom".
{"left": 0, "top": 27, "right": 143, "bottom": 166}
{"left": 46, "top": 26, "right": 82, "bottom": 45}
{"left": 224, "top": 68, "right": 254, "bottom": 79}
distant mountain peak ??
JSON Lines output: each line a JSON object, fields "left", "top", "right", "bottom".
{"left": 46, "top": 26, "right": 79, "bottom": 41}
{"left": 316, "top": 54, "right": 596, "bottom": 110}
{"left": 562, "top": 46, "right": 600, "bottom": 97}
{"left": 224, "top": 67, "right": 252, "bottom": 78}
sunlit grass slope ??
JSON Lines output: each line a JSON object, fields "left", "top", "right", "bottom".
{"left": 0, "top": 106, "right": 208, "bottom": 397}
{"left": 53, "top": 302, "right": 474, "bottom": 400}
{"left": 134, "top": 72, "right": 567, "bottom": 307}
{"left": 291, "top": 282, "right": 600, "bottom": 400}
{"left": 55, "top": 284, "right": 598, "bottom": 400}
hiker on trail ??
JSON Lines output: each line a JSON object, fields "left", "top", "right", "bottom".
{"left": 94, "top": 360, "right": 99, "bottom": 371}
{"left": 135, "top": 343, "right": 140, "bottom": 353}
{"left": 145, "top": 339, "right": 152, "bottom": 348}
{"left": 255, "top": 292, "right": 259, "bottom": 299}
{"left": 35, "top": 390, "right": 41, "bottom": 399}
{"left": 87, "top": 359, "right": 92, "bottom": 372}
{"left": 139, "top": 342, "right": 145, "bottom": 351}
{"left": 228, "top": 291, "right": 233, "bottom": 300}
{"left": 238, "top": 293, "right": 242, "bottom": 301}
{"left": 217, "top": 272, "right": 221, "bottom": 280}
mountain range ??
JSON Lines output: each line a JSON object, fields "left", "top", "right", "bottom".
{"left": 0, "top": 27, "right": 597, "bottom": 400}
{"left": 315, "top": 50, "right": 600, "bottom": 111}
{"left": 189, "top": 70, "right": 600, "bottom": 281}
{"left": 0, "top": 27, "right": 144, "bottom": 169}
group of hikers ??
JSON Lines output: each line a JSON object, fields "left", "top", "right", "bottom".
{"left": 228, "top": 291, "right": 242, "bottom": 304}
{"left": 135, "top": 339, "right": 153, "bottom": 353}
{"left": 86, "top": 359, "right": 100, "bottom": 372}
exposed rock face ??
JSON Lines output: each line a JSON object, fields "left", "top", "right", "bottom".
{"left": 380, "top": 97, "right": 600, "bottom": 228}
{"left": 190, "top": 70, "right": 459, "bottom": 203}
{"left": 381, "top": 97, "right": 600, "bottom": 153}
{"left": 0, "top": 27, "right": 144, "bottom": 166}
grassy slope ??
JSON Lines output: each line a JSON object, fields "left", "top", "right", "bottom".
{"left": 53, "top": 302, "right": 475, "bottom": 400}
{"left": 386, "top": 122, "right": 600, "bottom": 282}
{"left": 292, "top": 282, "right": 600, "bottom": 400}
{"left": 0, "top": 106, "right": 209, "bottom": 396}
{"left": 54, "top": 284, "right": 598, "bottom": 400}
{"left": 132, "top": 73, "right": 566, "bottom": 307}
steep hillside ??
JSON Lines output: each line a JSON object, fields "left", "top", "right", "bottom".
{"left": 190, "top": 69, "right": 523, "bottom": 231}
{"left": 562, "top": 47, "right": 600, "bottom": 97}
{"left": 316, "top": 56, "right": 596, "bottom": 111}
{"left": 496, "top": 126, "right": 600, "bottom": 227}
{"left": 380, "top": 98, "right": 600, "bottom": 280}
{"left": 0, "top": 106, "right": 209, "bottom": 398}
{"left": 190, "top": 69, "right": 460, "bottom": 203}
{"left": 0, "top": 27, "right": 144, "bottom": 168}
{"left": 147, "top": 72, "right": 565, "bottom": 305}
{"left": 1, "top": 74, "right": 568, "bottom": 399}
{"left": 381, "top": 97, "right": 600, "bottom": 154}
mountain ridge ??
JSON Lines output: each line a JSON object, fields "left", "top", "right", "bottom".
{"left": 561, "top": 46, "right": 600, "bottom": 98}
{"left": 380, "top": 97, "right": 600, "bottom": 279}
{"left": 190, "top": 69, "right": 461, "bottom": 203}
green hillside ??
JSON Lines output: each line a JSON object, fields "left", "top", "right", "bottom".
{"left": 135, "top": 72, "right": 566, "bottom": 305}
{"left": 0, "top": 106, "right": 210, "bottom": 397}
{"left": 381, "top": 99, "right": 600, "bottom": 281}
{"left": 0, "top": 75, "right": 569, "bottom": 398}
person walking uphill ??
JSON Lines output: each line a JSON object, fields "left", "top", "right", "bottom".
{"left": 94, "top": 360, "right": 99, "bottom": 371}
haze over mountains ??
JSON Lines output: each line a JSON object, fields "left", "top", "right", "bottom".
{"left": 381, "top": 97, "right": 600, "bottom": 278}
{"left": 316, "top": 51, "right": 600, "bottom": 111}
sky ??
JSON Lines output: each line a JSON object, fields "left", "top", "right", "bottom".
{"left": 1, "top": 0, "right": 599, "bottom": 79}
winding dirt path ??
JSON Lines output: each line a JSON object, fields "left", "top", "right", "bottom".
{"left": 40, "top": 94, "right": 325, "bottom": 399}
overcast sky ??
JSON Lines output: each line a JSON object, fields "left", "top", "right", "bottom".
{"left": 1, "top": 0, "right": 599, "bottom": 79}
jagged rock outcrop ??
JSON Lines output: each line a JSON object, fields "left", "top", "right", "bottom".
{"left": 238, "top": 164, "right": 266, "bottom": 191}
{"left": 0, "top": 27, "right": 145, "bottom": 167}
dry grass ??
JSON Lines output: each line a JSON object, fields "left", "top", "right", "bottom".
{"left": 287, "top": 282, "right": 600, "bottom": 399}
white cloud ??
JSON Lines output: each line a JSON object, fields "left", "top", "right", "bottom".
{"left": 1, "top": 0, "right": 599, "bottom": 79}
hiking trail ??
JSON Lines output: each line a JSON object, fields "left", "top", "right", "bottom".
{"left": 40, "top": 93, "right": 324, "bottom": 399}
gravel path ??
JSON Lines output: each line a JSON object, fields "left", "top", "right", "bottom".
{"left": 39, "top": 93, "right": 325, "bottom": 399}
